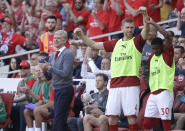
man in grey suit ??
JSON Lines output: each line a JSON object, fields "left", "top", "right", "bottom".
{"left": 40, "top": 30, "right": 74, "bottom": 131}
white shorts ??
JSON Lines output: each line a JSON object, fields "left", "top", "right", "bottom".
{"left": 144, "top": 90, "right": 174, "bottom": 120}
{"left": 105, "top": 86, "right": 140, "bottom": 116}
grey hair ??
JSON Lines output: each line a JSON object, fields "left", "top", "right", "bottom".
{"left": 55, "top": 30, "right": 68, "bottom": 40}
{"left": 46, "top": 0, "right": 57, "bottom": 6}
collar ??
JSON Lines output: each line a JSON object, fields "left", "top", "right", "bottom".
{"left": 58, "top": 46, "right": 66, "bottom": 56}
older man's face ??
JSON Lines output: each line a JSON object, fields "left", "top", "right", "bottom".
{"left": 45, "top": 2, "right": 57, "bottom": 12}
{"left": 54, "top": 34, "right": 67, "bottom": 49}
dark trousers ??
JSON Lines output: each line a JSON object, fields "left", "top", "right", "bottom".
{"left": 53, "top": 86, "right": 74, "bottom": 131}
{"left": 67, "top": 117, "right": 84, "bottom": 131}
{"left": 11, "top": 104, "right": 26, "bottom": 131}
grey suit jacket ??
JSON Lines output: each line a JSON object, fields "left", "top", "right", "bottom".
{"left": 49, "top": 48, "right": 74, "bottom": 89}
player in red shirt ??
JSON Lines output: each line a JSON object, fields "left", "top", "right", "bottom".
{"left": 142, "top": 18, "right": 174, "bottom": 131}
{"left": 0, "top": 17, "right": 25, "bottom": 56}
{"left": 74, "top": 7, "right": 149, "bottom": 131}
{"left": 86, "top": 0, "right": 109, "bottom": 42}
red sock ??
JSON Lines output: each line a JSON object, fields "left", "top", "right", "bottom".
{"left": 143, "top": 117, "right": 153, "bottom": 130}
{"left": 109, "top": 125, "right": 118, "bottom": 131}
{"left": 162, "top": 120, "right": 171, "bottom": 131}
{"left": 129, "top": 124, "right": 138, "bottom": 131}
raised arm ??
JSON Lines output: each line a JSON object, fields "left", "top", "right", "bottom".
{"left": 92, "top": 11, "right": 106, "bottom": 31}
{"left": 74, "top": 28, "right": 105, "bottom": 50}
{"left": 140, "top": 7, "right": 149, "bottom": 40}
{"left": 149, "top": 0, "right": 163, "bottom": 10}
{"left": 146, "top": 18, "right": 172, "bottom": 49}
{"left": 4, "top": 0, "right": 16, "bottom": 31}
{"left": 177, "top": 11, "right": 182, "bottom": 30}
{"left": 123, "top": 0, "right": 139, "bottom": 17}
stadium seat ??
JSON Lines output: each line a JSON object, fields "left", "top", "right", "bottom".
{"left": 0, "top": 93, "right": 14, "bottom": 129}
{"left": 93, "top": 127, "right": 129, "bottom": 131}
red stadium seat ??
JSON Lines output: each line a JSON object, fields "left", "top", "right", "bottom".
{"left": 93, "top": 128, "right": 129, "bottom": 131}
{"left": 0, "top": 93, "right": 14, "bottom": 128}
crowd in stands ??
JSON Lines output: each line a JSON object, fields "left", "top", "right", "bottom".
{"left": 0, "top": 0, "right": 185, "bottom": 131}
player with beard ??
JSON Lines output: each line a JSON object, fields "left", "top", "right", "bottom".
{"left": 39, "top": 15, "right": 57, "bottom": 54}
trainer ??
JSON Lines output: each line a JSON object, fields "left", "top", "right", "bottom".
{"left": 41, "top": 30, "right": 74, "bottom": 131}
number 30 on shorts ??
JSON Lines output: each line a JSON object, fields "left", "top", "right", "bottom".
{"left": 161, "top": 108, "right": 169, "bottom": 115}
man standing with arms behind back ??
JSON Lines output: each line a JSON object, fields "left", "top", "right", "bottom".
{"left": 74, "top": 7, "right": 149, "bottom": 131}
{"left": 40, "top": 30, "right": 74, "bottom": 131}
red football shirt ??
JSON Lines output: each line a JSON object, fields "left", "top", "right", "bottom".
{"left": 1, "top": 32, "right": 25, "bottom": 55}
{"left": 123, "top": 0, "right": 144, "bottom": 26}
{"left": 145, "top": 0, "right": 161, "bottom": 22}
{"left": 86, "top": 10, "right": 109, "bottom": 42}
{"left": 107, "top": 0, "right": 124, "bottom": 32}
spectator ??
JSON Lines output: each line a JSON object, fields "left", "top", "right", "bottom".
{"left": 30, "top": 52, "right": 39, "bottom": 66}
{"left": 142, "top": 24, "right": 157, "bottom": 63}
{"left": 83, "top": 73, "right": 109, "bottom": 131}
{"left": 90, "top": 48, "right": 102, "bottom": 69}
{"left": 103, "top": 0, "right": 124, "bottom": 39}
{"left": 33, "top": 81, "right": 54, "bottom": 131}
{"left": 146, "top": 0, "right": 163, "bottom": 22}
{"left": 8, "top": 57, "right": 21, "bottom": 78}
{"left": 123, "top": 0, "right": 145, "bottom": 26}
{"left": 11, "top": 61, "right": 36, "bottom": 131}
{"left": 38, "top": 52, "right": 49, "bottom": 61}
{"left": 39, "top": 15, "right": 57, "bottom": 54}
{"left": 65, "top": 0, "right": 90, "bottom": 38}
{"left": 30, "top": 52, "right": 39, "bottom": 77}
{"left": 74, "top": 7, "right": 149, "bottom": 131}
{"left": 173, "top": 113, "right": 185, "bottom": 130}
{"left": 177, "top": 36, "right": 185, "bottom": 49}
{"left": 174, "top": 46, "right": 184, "bottom": 76}
{"left": 86, "top": 0, "right": 109, "bottom": 42}
{"left": 11, "top": 0, "right": 23, "bottom": 25}
{"left": 177, "top": 8, "right": 185, "bottom": 36}
{"left": 172, "top": 35, "right": 180, "bottom": 47}
{"left": 0, "top": 17, "right": 25, "bottom": 56}
{"left": 24, "top": 67, "right": 53, "bottom": 131}
{"left": 81, "top": 48, "right": 110, "bottom": 79}
{"left": 141, "top": 24, "right": 157, "bottom": 80}
{"left": 68, "top": 73, "right": 109, "bottom": 131}
{"left": 39, "top": 0, "right": 63, "bottom": 33}
{"left": 85, "top": 0, "right": 94, "bottom": 10}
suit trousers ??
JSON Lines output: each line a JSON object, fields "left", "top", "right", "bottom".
{"left": 53, "top": 86, "right": 74, "bottom": 131}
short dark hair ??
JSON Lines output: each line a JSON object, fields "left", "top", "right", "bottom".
{"left": 100, "top": 0, "right": 104, "bottom": 4}
{"left": 122, "top": 18, "right": 134, "bottom": 26}
{"left": 47, "top": 15, "right": 57, "bottom": 22}
{"left": 151, "top": 37, "right": 163, "bottom": 46}
{"left": 175, "top": 45, "right": 184, "bottom": 53}
{"left": 75, "top": 0, "right": 85, "bottom": 3}
{"left": 39, "top": 52, "right": 48, "bottom": 57}
{"left": 96, "top": 73, "right": 108, "bottom": 82}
